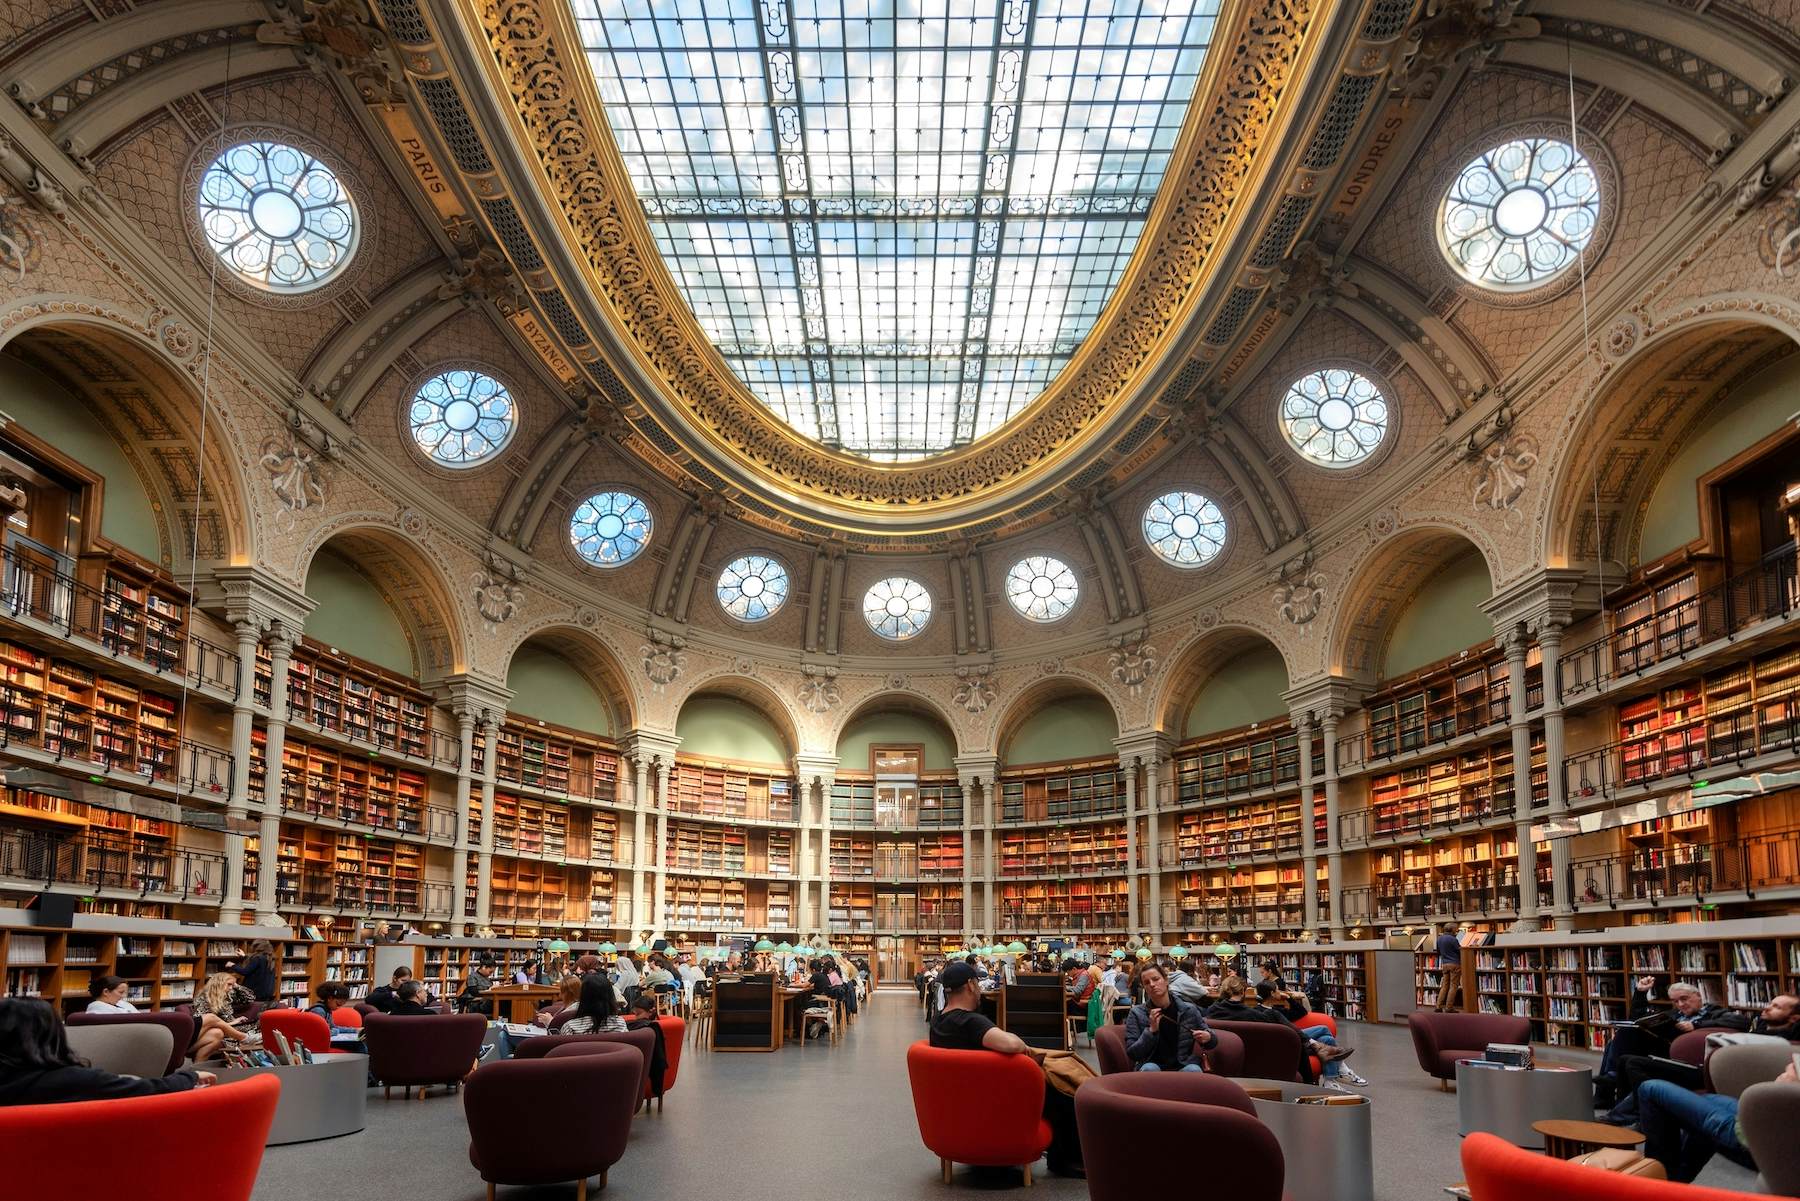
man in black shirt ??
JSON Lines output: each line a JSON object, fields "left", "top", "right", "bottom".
{"left": 1594, "top": 978, "right": 1750, "bottom": 1107}
{"left": 930, "top": 962, "right": 1082, "bottom": 1178}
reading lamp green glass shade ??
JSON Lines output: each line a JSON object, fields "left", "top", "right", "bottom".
{"left": 1007, "top": 941, "right": 1027, "bottom": 953}
{"left": 598, "top": 942, "right": 616, "bottom": 953}
{"left": 754, "top": 939, "right": 776, "bottom": 951}
{"left": 775, "top": 941, "right": 793, "bottom": 953}
{"left": 1135, "top": 948, "right": 1152, "bottom": 960}
{"left": 1213, "top": 943, "right": 1239, "bottom": 959}
{"left": 547, "top": 939, "right": 570, "bottom": 954}
{"left": 1169, "top": 945, "right": 1189, "bottom": 959}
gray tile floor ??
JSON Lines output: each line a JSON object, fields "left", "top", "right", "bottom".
{"left": 248, "top": 993, "right": 1760, "bottom": 1201}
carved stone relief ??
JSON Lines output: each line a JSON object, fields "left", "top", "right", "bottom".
{"left": 952, "top": 665, "right": 996, "bottom": 714}
{"left": 796, "top": 665, "right": 840, "bottom": 714}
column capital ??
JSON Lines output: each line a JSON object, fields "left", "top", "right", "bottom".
{"left": 791, "top": 752, "right": 840, "bottom": 792}
{"left": 1283, "top": 675, "right": 1366, "bottom": 725}
{"left": 953, "top": 752, "right": 999, "bottom": 794}
{"left": 1481, "top": 567, "right": 1591, "bottom": 636}
{"left": 434, "top": 674, "right": 514, "bottom": 725}
{"left": 266, "top": 620, "right": 301, "bottom": 657}
{"left": 621, "top": 730, "right": 682, "bottom": 767}
{"left": 198, "top": 566, "right": 316, "bottom": 632}
{"left": 1113, "top": 731, "right": 1173, "bottom": 769}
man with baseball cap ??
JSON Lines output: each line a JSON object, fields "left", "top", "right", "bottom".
{"left": 929, "top": 960, "right": 1084, "bottom": 1177}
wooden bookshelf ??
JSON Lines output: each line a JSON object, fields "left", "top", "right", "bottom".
{"left": 251, "top": 732, "right": 428, "bottom": 835}
{"left": 1345, "top": 645, "right": 1532, "bottom": 767}
{"left": 997, "top": 879, "right": 1128, "bottom": 933}
{"left": 830, "top": 773, "right": 965, "bottom": 828}
{"left": 1173, "top": 721, "right": 1321, "bottom": 805}
{"left": 1169, "top": 861, "right": 1326, "bottom": 933}
{"left": 272, "top": 821, "right": 424, "bottom": 915}
{"left": 1246, "top": 948, "right": 1374, "bottom": 1020}
{"left": 873, "top": 884, "right": 966, "bottom": 931}
{"left": 469, "top": 718, "right": 620, "bottom": 802}
{"left": 1610, "top": 569, "right": 1703, "bottom": 676}
{"left": 827, "top": 882, "right": 876, "bottom": 938}
{"left": 998, "top": 821, "right": 1128, "bottom": 877}
{"left": 0, "top": 927, "right": 324, "bottom": 1012}
{"left": 1371, "top": 829, "right": 1550, "bottom": 922}
{"left": 872, "top": 832, "right": 964, "bottom": 879}
{"left": 1363, "top": 735, "right": 1545, "bottom": 839}
{"left": 668, "top": 758, "right": 795, "bottom": 823}
{"left": 665, "top": 873, "right": 747, "bottom": 931}
{"left": 829, "top": 834, "right": 874, "bottom": 879}
{"left": 0, "top": 638, "right": 191, "bottom": 785}
{"left": 95, "top": 561, "right": 186, "bottom": 675}
{"left": 998, "top": 758, "right": 1124, "bottom": 824}
{"left": 1171, "top": 793, "right": 1324, "bottom": 866}
{"left": 260, "top": 640, "right": 434, "bottom": 760}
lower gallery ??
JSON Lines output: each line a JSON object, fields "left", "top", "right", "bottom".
{"left": 2, "top": 0, "right": 1800, "bottom": 1197}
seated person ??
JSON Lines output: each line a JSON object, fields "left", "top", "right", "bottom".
{"left": 0, "top": 998, "right": 215, "bottom": 1106}
{"left": 1608, "top": 992, "right": 1800, "bottom": 1122}
{"left": 1638, "top": 1060, "right": 1797, "bottom": 1181}
{"left": 557, "top": 974, "right": 627, "bottom": 1034}
{"left": 1253, "top": 980, "right": 1365, "bottom": 1087}
{"left": 306, "top": 981, "right": 361, "bottom": 1029}
{"left": 534, "top": 976, "right": 584, "bottom": 1027}
{"left": 1124, "top": 963, "right": 1215, "bottom": 1071}
{"left": 387, "top": 980, "right": 436, "bottom": 1016}
{"left": 456, "top": 955, "right": 497, "bottom": 1016}
{"left": 1595, "top": 977, "right": 1749, "bottom": 1106}
{"left": 190, "top": 971, "right": 258, "bottom": 1062}
{"left": 1258, "top": 963, "right": 1287, "bottom": 991}
{"left": 1205, "top": 976, "right": 1358, "bottom": 1089}
{"left": 1166, "top": 963, "right": 1208, "bottom": 1006}
{"left": 514, "top": 958, "right": 543, "bottom": 986}
{"left": 84, "top": 974, "right": 137, "bottom": 1015}
{"left": 1064, "top": 959, "right": 1097, "bottom": 1019}
{"left": 932, "top": 961, "right": 1083, "bottom": 1179}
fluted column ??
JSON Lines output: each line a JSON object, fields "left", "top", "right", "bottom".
{"left": 1322, "top": 712, "right": 1343, "bottom": 940}
{"left": 1122, "top": 756, "right": 1140, "bottom": 932}
{"left": 653, "top": 759, "right": 671, "bottom": 933}
{"left": 632, "top": 756, "right": 651, "bottom": 933}
{"left": 222, "top": 619, "right": 261, "bottom": 922}
{"left": 450, "top": 708, "right": 476, "bottom": 934}
{"left": 1540, "top": 620, "right": 1574, "bottom": 925}
{"left": 958, "top": 771, "right": 978, "bottom": 944}
{"left": 255, "top": 625, "right": 297, "bottom": 926}
{"left": 1146, "top": 755, "right": 1164, "bottom": 941}
{"left": 1502, "top": 626, "right": 1539, "bottom": 929}
{"left": 1297, "top": 712, "right": 1319, "bottom": 930}
{"left": 473, "top": 712, "right": 500, "bottom": 929}
{"left": 984, "top": 777, "right": 998, "bottom": 934}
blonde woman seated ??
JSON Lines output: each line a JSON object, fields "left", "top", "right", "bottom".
{"left": 189, "top": 971, "right": 258, "bottom": 1062}
{"left": 555, "top": 975, "right": 627, "bottom": 1035}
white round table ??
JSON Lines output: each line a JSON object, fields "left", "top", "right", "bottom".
{"left": 209, "top": 1052, "right": 368, "bottom": 1144}
{"left": 1236, "top": 1077, "right": 1374, "bottom": 1201}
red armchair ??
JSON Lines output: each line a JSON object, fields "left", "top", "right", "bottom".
{"left": 258, "top": 1008, "right": 332, "bottom": 1055}
{"left": 646, "top": 1015, "right": 684, "bottom": 1111}
{"left": 907, "top": 1041, "right": 1052, "bottom": 1184}
{"left": 364, "top": 1013, "right": 487, "bottom": 1098}
{"left": 1209, "top": 1019, "right": 1309, "bottom": 1082}
{"left": 1095, "top": 1023, "right": 1130, "bottom": 1074}
{"left": 1076, "top": 1073, "right": 1283, "bottom": 1201}
{"left": 0, "top": 1074, "right": 278, "bottom": 1201}
{"left": 1460, "top": 1131, "right": 1767, "bottom": 1201}
{"left": 1408, "top": 1012, "right": 1532, "bottom": 1088}
{"left": 65, "top": 1010, "right": 194, "bottom": 1075}
{"left": 466, "top": 1042, "right": 640, "bottom": 1201}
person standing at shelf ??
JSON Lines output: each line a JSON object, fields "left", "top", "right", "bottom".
{"left": 0, "top": 999, "right": 216, "bottom": 1106}
{"left": 84, "top": 975, "right": 137, "bottom": 1014}
{"left": 1124, "top": 963, "right": 1215, "bottom": 1071}
{"left": 228, "top": 938, "right": 278, "bottom": 1005}
{"left": 1434, "top": 924, "right": 1463, "bottom": 1012}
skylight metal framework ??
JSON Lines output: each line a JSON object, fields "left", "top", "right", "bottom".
{"left": 574, "top": 0, "right": 1216, "bottom": 459}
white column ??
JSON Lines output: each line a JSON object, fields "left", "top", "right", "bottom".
{"left": 959, "top": 773, "right": 978, "bottom": 944}
{"left": 631, "top": 757, "right": 650, "bottom": 934}
{"left": 1298, "top": 713, "right": 1319, "bottom": 930}
{"left": 222, "top": 619, "right": 259, "bottom": 922}
{"left": 1503, "top": 628, "right": 1539, "bottom": 928}
{"left": 1540, "top": 620, "right": 1574, "bottom": 925}
{"left": 1123, "top": 756, "right": 1139, "bottom": 932}
{"left": 1146, "top": 756, "right": 1164, "bottom": 941}
{"left": 451, "top": 709, "right": 476, "bottom": 934}
{"left": 473, "top": 713, "right": 499, "bottom": 929}
{"left": 814, "top": 772, "right": 835, "bottom": 936}
{"left": 653, "top": 759, "right": 671, "bottom": 933}
{"left": 983, "top": 777, "right": 997, "bottom": 935}
{"left": 1322, "top": 711, "right": 1343, "bottom": 940}
{"left": 255, "top": 626, "right": 295, "bottom": 925}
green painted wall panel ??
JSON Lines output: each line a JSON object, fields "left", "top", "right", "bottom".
{"left": 505, "top": 645, "right": 611, "bottom": 736}
{"left": 836, "top": 710, "right": 957, "bottom": 771}
{"left": 0, "top": 356, "right": 162, "bottom": 561}
{"left": 1382, "top": 549, "right": 1493, "bottom": 677}
{"left": 302, "top": 550, "right": 414, "bottom": 676}
{"left": 1005, "top": 694, "right": 1118, "bottom": 764}
{"left": 675, "top": 694, "right": 788, "bottom": 764}
{"left": 1641, "top": 355, "right": 1800, "bottom": 562}
{"left": 1185, "top": 644, "right": 1290, "bottom": 738}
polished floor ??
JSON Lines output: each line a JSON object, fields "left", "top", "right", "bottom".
{"left": 250, "top": 992, "right": 1761, "bottom": 1201}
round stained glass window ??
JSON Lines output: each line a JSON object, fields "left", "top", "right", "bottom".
{"left": 1280, "top": 368, "right": 1389, "bottom": 468}
{"left": 570, "top": 491, "right": 651, "bottom": 567}
{"left": 409, "top": 370, "right": 516, "bottom": 467}
{"left": 717, "top": 554, "right": 789, "bottom": 622}
{"left": 197, "top": 141, "right": 357, "bottom": 292}
{"left": 1143, "top": 491, "right": 1227, "bottom": 569}
{"left": 1005, "top": 555, "right": 1079, "bottom": 623}
{"left": 1439, "top": 137, "right": 1597, "bottom": 291}
{"left": 862, "top": 576, "right": 932, "bottom": 641}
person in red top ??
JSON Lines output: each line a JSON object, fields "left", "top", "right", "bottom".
{"left": 1065, "top": 959, "right": 1097, "bottom": 1019}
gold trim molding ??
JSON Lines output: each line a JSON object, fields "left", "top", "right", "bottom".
{"left": 436, "top": 0, "right": 1334, "bottom": 528}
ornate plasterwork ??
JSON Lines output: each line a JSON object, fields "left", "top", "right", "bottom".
{"left": 471, "top": 551, "right": 521, "bottom": 631}
{"left": 1470, "top": 430, "right": 1539, "bottom": 513}
{"left": 1274, "top": 556, "right": 1327, "bottom": 629}
{"left": 454, "top": 0, "right": 1321, "bottom": 528}
{"left": 1107, "top": 632, "right": 1160, "bottom": 699}
{"left": 796, "top": 665, "right": 840, "bottom": 715}
{"left": 952, "top": 665, "right": 996, "bottom": 715}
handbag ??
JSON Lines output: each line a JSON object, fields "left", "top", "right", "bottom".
{"left": 1041, "top": 1049, "right": 1099, "bottom": 1097}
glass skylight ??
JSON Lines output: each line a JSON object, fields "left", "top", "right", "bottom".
{"left": 1005, "top": 555, "right": 1078, "bottom": 622}
{"left": 1279, "top": 368, "right": 1388, "bottom": 468}
{"left": 409, "top": 369, "right": 517, "bottom": 467}
{"left": 198, "top": 141, "right": 357, "bottom": 292}
{"left": 1439, "top": 137, "right": 1597, "bottom": 291}
{"left": 1143, "top": 490, "right": 1225, "bottom": 568}
{"left": 572, "top": 0, "right": 1218, "bottom": 459}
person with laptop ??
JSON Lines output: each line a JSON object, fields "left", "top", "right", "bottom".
{"left": 1593, "top": 976, "right": 1749, "bottom": 1107}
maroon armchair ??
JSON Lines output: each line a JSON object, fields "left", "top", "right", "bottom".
{"left": 1096, "top": 1020, "right": 1245, "bottom": 1076}
{"left": 465, "top": 1041, "right": 639, "bottom": 1200}
{"left": 513, "top": 1027, "right": 655, "bottom": 1102}
{"left": 1076, "top": 1073, "right": 1283, "bottom": 1201}
{"left": 1095, "top": 1023, "right": 1131, "bottom": 1074}
{"left": 1408, "top": 1012, "right": 1532, "bottom": 1088}
{"left": 364, "top": 1013, "right": 487, "bottom": 1098}
{"left": 66, "top": 1011, "right": 194, "bottom": 1075}
{"left": 1209, "top": 1019, "right": 1310, "bottom": 1082}
{"left": 907, "top": 1042, "right": 1053, "bottom": 1184}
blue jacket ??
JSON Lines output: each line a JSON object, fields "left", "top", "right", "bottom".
{"left": 1124, "top": 999, "right": 1212, "bottom": 1069}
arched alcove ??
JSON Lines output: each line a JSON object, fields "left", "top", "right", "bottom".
{"left": 501, "top": 627, "right": 634, "bottom": 736}
{"left": 298, "top": 527, "right": 466, "bottom": 679}
{"left": 1330, "top": 527, "right": 1500, "bottom": 682}
{"left": 1382, "top": 547, "right": 1494, "bottom": 677}
{"left": 1158, "top": 629, "right": 1292, "bottom": 740}
{"left": 995, "top": 681, "right": 1120, "bottom": 766}
{"left": 304, "top": 547, "right": 414, "bottom": 674}
{"left": 675, "top": 690, "right": 793, "bottom": 765}
{"left": 835, "top": 698, "right": 959, "bottom": 773}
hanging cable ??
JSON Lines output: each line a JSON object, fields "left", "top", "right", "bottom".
{"left": 1566, "top": 42, "right": 1606, "bottom": 628}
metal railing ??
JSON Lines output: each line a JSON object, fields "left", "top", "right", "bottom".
{"left": 1560, "top": 554, "right": 1799, "bottom": 700}
{"left": 1338, "top": 784, "right": 1523, "bottom": 844}
{"left": 1336, "top": 703, "right": 1512, "bottom": 773}
{"left": 994, "top": 906, "right": 1129, "bottom": 933}
{"left": 0, "top": 825, "right": 226, "bottom": 899}
{"left": 0, "top": 545, "right": 239, "bottom": 694}
{"left": 998, "top": 793, "right": 1126, "bottom": 824}
{"left": 1154, "top": 833, "right": 1314, "bottom": 869}
{"left": 1346, "top": 875, "right": 1551, "bottom": 924}
{"left": 872, "top": 905, "right": 965, "bottom": 931}
{"left": 831, "top": 804, "right": 966, "bottom": 829}
{"left": 0, "top": 684, "right": 234, "bottom": 798}
{"left": 1566, "top": 826, "right": 1800, "bottom": 910}
{"left": 871, "top": 848, "right": 965, "bottom": 878}
{"left": 1156, "top": 896, "right": 1317, "bottom": 932}
{"left": 1565, "top": 693, "right": 1800, "bottom": 804}
{"left": 666, "top": 795, "right": 797, "bottom": 823}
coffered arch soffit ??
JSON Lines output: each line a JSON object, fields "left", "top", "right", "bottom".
{"left": 1324, "top": 523, "right": 1501, "bottom": 680}
{"left": 293, "top": 519, "right": 471, "bottom": 678}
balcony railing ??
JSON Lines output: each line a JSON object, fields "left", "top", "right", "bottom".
{"left": 0, "top": 545, "right": 239, "bottom": 695}
{"left": 1153, "top": 831, "right": 1315, "bottom": 869}
{"left": 871, "top": 848, "right": 965, "bottom": 879}
{"left": 275, "top": 771, "right": 447, "bottom": 838}
{"left": 666, "top": 795, "right": 797, "bottom": 823}
{"left": 1355, "top": 874, "right": 1551, "bottom": 924}
{"left": 1565, "top": 693, "right": 1800, "bottom": 805}
{"left": 0, "top": 824, "right": 226, "bottom": 900}
{"left": 0, "top": 685, "right": 234, "bottom": 799}
{"left": 1336, "top": 704, "right": 1513, "bottom": 773}
{"left": 1156, "top": 892, "right": 1324, "bottom": 932}
{"left": 995, "top": 906, "right": 1128, "bottom": 933}
{"left": 872, "top": 904, "right": 965, "bottom": 931}
{"left": 1566, "top": 826, "right": 1800, "bottom": 911}
{"left": 1339, "top": 785, "right": 1524, "bottom": 845}
{"left": 1561, "top": 554, "right": 1799, "bottom": 701}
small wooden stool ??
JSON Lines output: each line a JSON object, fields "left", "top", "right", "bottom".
{"left": 1531, "top": 1118, "right": 1648, "bottom": 1160}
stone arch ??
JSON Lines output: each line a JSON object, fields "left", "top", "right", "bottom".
{"left": 0, "top": 310, "right": 256, "bottom": 568}
{"left": 1326, "top": 524, "right": 1500, "bottom": 681}
{"left": 294, "top": 519, "right": 469, "bottom": 678}
{"left": 829, "top": 690, "right": 967, "bottom": 768}
{"left": 670, "top": 673, "right": 802, "bottom": 762}
{"left": 989, "top": 675, "right": 1124, "bottom": 764}
{"left": 499, "top": 622, "right": 638, "bottom": 735}
{"left": 1152, "top": 624, "right": 1295, "bottom": 738}
{"left": 1538, "top": 308, "right": 1800, "bottom": 573}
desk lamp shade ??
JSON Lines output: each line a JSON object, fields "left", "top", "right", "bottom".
{"left": 776, "top": 941, "right": 793, "bottom": 953}
{"left": 1007, "top": 941, "right": 1027, "bottom": 953}
{"left": 548, "top": 939, "right": 570, "bottom": 954}
{"left": 1135, "top": 948, "right": 1152, "bottom": 960}
{"left": 1169, "top": 945, "right": 1189, "bottom": 959}
{"left": 598, "top": 942, "right": 616, "bottom": 954}
{"left": 754, "top": 939, "right": 776, "bottom": 952}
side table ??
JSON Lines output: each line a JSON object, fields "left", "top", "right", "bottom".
{"left": 1532, "top": 1119, "right": 1648, "bottom": 1159}
{"left": 1457, "top": 1060, "right": 1594, "bottom": 1150}
{"left": 1236, "top": 1077, "right": 1374, "bottom": 1201}
{"left": 209, "top": 1052, "right": 368, "bottom": 1145}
